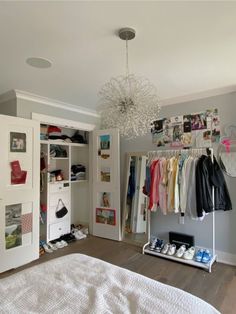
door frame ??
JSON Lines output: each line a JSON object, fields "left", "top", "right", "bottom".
{"left": 32, "top": 112, "right": 96, "bottom": 235}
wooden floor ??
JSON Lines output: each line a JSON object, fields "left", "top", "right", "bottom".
{"left": 1, "top": 236, "right": 236, "bottom": 313}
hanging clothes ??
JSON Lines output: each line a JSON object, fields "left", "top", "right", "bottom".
{"left": 159, "top": 158, "right": 168, "bottom": 215}
{"left": 148, "top": 160, "right": 161, "bottom": 211}
{"left": 146, "top": 150, "right": 232, "bottom": 221}
{"left": 196, "top": 155, "right": 232, "bottom": 217}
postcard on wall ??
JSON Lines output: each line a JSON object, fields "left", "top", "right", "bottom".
{"left": 96, "top": 208, "right": 116, "bottom": 226}
{"left": 191, "top": 112, "right": 207, "bottom": 130}
{"left": 10, "top": 132, "right": 26, "bottom": 153}
{"left": 170, "top": 116, "right": 184, "bottom": 147}
{"left": 99, "top": 192, "right": 111, "bottom": 208}
{"left": 151, "top": 119, "right": 164, "bottom": 146}
{"left": 163, "top": 118, "right": 173, "bottom": 147}
{"left": 5, "top": 203, "right": 22, "bottom": 250}
{"left": 100, "top": 167, "right": 111, "bottom": 182}
{"left": 100, "top": 135, "right": 110, "bottom": 150}
{"left": 196, "top": 130, "right": 212, "bottom": 148}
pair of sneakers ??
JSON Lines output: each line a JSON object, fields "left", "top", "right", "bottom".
{"left": 71, "top": 228, "right": 87, "bottom": 240}
{"left": 149, "top": 238, "right": 164, "bottom": 252}
{"left": 195, "top": 249, "right": 212, "bottom": 263}
{"left": 161, "top": 243, "right": 176, "bottom": 256}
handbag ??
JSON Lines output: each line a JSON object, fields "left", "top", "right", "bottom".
{"left": 55, "top": 199, "right": 68, "bottom": 218}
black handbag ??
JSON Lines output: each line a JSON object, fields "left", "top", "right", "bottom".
{"left": 55, "top": 199, "right": 68, "bottom": 218}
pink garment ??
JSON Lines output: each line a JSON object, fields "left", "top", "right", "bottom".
{"left": 159, "top": 158, "right": 168, "bottom": 215}
{"left": 148, "top": 159, "right": 161, "bottom": 211}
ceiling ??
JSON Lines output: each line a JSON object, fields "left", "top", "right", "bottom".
{"left": 1, "top": 1, "right": 236, "bottom": 111}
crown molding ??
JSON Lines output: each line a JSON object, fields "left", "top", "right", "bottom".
{"left": 8, "top": 89, "right": 100, "bottom": 118}
{"left": 160, "top": 85, "right": 236, "bottom": 107}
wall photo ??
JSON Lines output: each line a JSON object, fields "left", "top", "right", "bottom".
{"left": 96, "top": 208, "right": 116, "bottom": 226}
{"left": 10, "top": 132, "right": 26, "bottom": 153}
{"left": 5, "top": 203, "right": 22, "bottom": 250}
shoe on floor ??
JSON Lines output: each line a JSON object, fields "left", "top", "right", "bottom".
{"left": 72, "top": 229, "right": 86, "bottom": 240}
{"left": 183, "top": 247, "right": 195, "bottom": 260}
{"left": 40, "top": 240, "right": 53, "bottom": 253}
{"left": 47, "top": 242, "right": 58, "bottom": 251}
{"left": 167, "top": 244, "right": 176, "bottom": 256}
{"left": 175, "top": 245, "right": 186, "bottom": 258}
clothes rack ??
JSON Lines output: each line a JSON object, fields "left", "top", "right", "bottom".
{"left": 142, "top": 147, "right": 217, "bottom": 273}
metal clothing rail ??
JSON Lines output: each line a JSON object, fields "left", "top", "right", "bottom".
{"left": 142, "top": 147, "right": 217, "bottom": 273}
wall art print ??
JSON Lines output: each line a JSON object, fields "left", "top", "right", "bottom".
{"left": 10, "top": 132, "right": 26, "bottom": 153}
{"left": 96, "top": 208, "right": 116, "bottom": 226}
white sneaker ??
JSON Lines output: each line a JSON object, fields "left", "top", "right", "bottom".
{"left": 47, "top": 242, "right": 58, "bottom": 251}
{"left": 73, "top": 229, "right": 86, "bottom": 240}
{"left": 175, "top": 245, "right": 186, "bottom": 258}
{"left": 161, "top": 243, "right": 170, "bottom": 254}
{"left": 183, "top": 247, "right": 195, "bottom": 260}
{"left": 167, "top": 244, "right": 176, "bottom": 256}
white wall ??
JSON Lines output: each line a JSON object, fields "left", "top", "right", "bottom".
{"left": 121, "top": 91, "right": 236, "bottom": 255}
{"left": 0, "top": 98, "right": 17, "bottom": 117}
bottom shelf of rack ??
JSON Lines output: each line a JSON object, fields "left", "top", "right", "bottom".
{"left": 143, "top": 245, "right": 217, "bottom": 272}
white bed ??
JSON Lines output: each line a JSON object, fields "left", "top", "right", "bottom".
{"left": 0, "top": 254, "right": 219, "bottom": 314}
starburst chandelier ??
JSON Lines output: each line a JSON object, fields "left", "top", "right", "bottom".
{"left": 98, "top": 27, "right": 161, "bottom": 139}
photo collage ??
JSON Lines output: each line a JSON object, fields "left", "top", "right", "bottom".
{"left": 151, "top": 108, "right": 220, "bottom": 148}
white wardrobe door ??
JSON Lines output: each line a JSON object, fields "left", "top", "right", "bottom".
{"left": 92, "top": 129, "right": 121, "bottom": 241}
{"left": 0, "top": 114, "right": 40, "bottom": 273}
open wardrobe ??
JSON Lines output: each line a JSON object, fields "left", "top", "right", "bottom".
{"left": 0, "top": 112, "right": 121, "bottom": 273}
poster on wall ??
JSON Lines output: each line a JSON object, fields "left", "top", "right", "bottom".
{"left": 5, "top": 203, "right": 22, "bottom": 250}
{"left": 163, "top": 118, "right": 173, "bottom": 147}
{"left": 191, "top": 112, "right": 207, "bottom": 130}
{"left": 170, "top": 116, "right": 184, "bottom": 147}
{"left": 151, "top": 108, "right": 220, "bottom": 148}
{"left": 151, "top": 119, "right": 164, "bottom": 146}
{"left": 96, "top": 208, "right": 116, "bottom": 226}
{"left": 10, "top": 132, "right": 26, "bottom": 153}
{"left": 99, "top": 192, "right": 111, "bottom": 208}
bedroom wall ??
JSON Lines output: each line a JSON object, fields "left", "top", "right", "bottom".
{"left": 120, "top": 91, "right": 236, "bottom": 259}
{"left": 0, "top": 98, "right": 17, "bottom": 116}
{"left": 16, "top": 98, "right": 100, "bottom": 126}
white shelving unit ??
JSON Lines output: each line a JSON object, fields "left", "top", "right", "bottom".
{"left": 142, "top": 147, "right": 217, "bottom": 273}
{"left": 143, "top": 246, "right": 217, "bottom": 272}
{"left": 40, "top": 133, "right": 89, "bottom": 242}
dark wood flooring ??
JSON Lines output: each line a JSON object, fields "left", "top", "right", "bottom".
{"left": 1, "top": 236, "right": 235, "bottom": 313}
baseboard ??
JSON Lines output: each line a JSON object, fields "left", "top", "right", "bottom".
{"left": 216, "top": 250, "right": 236, "bottom": 266}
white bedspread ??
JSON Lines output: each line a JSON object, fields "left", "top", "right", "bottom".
{"left": 0, "top": 254, "right": 219, "bottom": 314}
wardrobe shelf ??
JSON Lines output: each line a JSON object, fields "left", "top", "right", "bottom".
{"left": 70, "top": 180, "right": 88, "bottom": 183}
{"left": 143, "top": 246, "right": 217, "bottom": 272}
{"left": 40, "top": 140, "right": 88, "bottom": 147}
{"left": 50, "top": 157, "right": 69, "bottom": 160}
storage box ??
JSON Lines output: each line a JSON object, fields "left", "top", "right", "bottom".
{"left": 169, "top": 232, "right": 195, "bottom": 249}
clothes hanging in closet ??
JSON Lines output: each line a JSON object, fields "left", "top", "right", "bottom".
{"left": 145, "top": 152, "right": 232, "bottom": 218}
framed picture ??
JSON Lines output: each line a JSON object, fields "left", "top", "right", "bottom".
{"left": 10, "top": 132, "right": 26, "bottom": 153}
{"left": 96, "top": 208, "right": 116, "bottom": 226}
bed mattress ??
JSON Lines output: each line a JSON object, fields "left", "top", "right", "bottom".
{"left": 0, "top": 253, "right": 219, "bottom": 314}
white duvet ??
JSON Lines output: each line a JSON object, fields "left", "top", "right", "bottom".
{"left": 0, "top": 254, "right": 219, "bottom": 314}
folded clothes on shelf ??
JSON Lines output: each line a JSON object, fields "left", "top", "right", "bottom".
{"left": 71, "top": 164, "right": 86, "bottom": 181}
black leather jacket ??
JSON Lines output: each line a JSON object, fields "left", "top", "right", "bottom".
{"left": 196, "top": 155, "right": 232, "bottom": 217}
